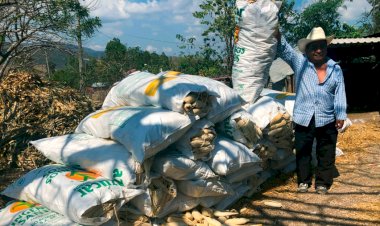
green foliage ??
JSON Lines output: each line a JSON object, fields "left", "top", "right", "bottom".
{"left": 70, "top": 38, "right": 173, "bottom": 86}
{"left": 279, "top": 0, "right": 367, "bottom": 45}
{"left": 105, "top": 38, "right": 127, "bottom": 61}
{"left": 0, "top": 0, "right": 101, "bottom": 79}
{"left": 365, "top": 0, "right": 380, "bottom": 33}
{"left": 51, "top": 57, "right": 80, "bottom": 89}
{"left": 59, "top": 0, "right": 102, "bottom": 39}
{"left": 278, "top": 0, "right": 298, "bottom": 42}
{"left": 192, "top": 0, "right": 236, "bottom": 76}
{"left": 172, "top": 51, "right": 226, "bottom": 77}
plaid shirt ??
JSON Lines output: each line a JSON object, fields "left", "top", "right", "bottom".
{"left": 277, "top": 36, "right": 347, "bottom": 127}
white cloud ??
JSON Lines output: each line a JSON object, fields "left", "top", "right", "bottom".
{"left": 98, "top": 21, "right": 124, "bottom": 38}
{"left": 172, "top": 15, "right": 186, "bottom": 23}
{"left": 338, "top": 0, "right": 372, "bottom": 24}
{"left": 146, "top": 45, "right": 158, "bottom": 52}
{"left": 87, "top": 0, "right": 198, "bottom": 21}
{"left": 162, "top": 47, "right": 173, "bottom": 53}
{"left": 87, "top": 44, "right": 105, "bottom": 51}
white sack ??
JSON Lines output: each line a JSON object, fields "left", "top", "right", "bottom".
{"left": 1, "top": 165, "right": 143, "bottom": 225}
{"left": 174, "top": 119, "right": 216, "bottom": 161}
{"left": 246, "top": 96, "right": 287, "bottom": 130}
{"left": 261, "top": 88, "right": 295, "bottom": 117}
{"left": 207, "top": 136, "right": 262, "bottom": 176}
{"left": 152, "top": 148, "right": 217, "bottom": 180}
{"left": 0, "top": 201, "right": 79, "bottom": 226}
{"left": 102, "top": 71, "right": 211, "bottom": 118}
{"left": 175, "top": 178, "right": 234, "bottom": 198}
{"left": 232, "top": 0, "right": 280, "bottom": 103}
{"left": 156, "top": 71, "right": 244, "bottom": 123}
{"left": 225, "top": 164, "right": 263, "bottom": 183}
{"left": 30, "top": 134, "right": 145, "bottom": 187}
{"left": 216, "top": 109, "right": 262, "bottom": 148}
{"left": 128, "top": 191, "right": 200, "bottom": 219}
{"left": 245, "top": 170, "right": 273, "bottom": 197}
{"left": 75, "top": 106, "right": 193, "bottom": 163}
{"left": 338, "top": 118, "right": 352, "bottom": 133}
{"left": 129, "top": 176, "right": 179, "bottom": 218}
{"left": 213, "top": 182, "right": 251, "bottom": 210}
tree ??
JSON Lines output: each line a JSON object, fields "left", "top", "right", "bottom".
{"left": 175, "top": 34, "right": 226, "bottom": 76}
{"left": 64, "top": 0, "right": 101, "bottom": 91}
{"left": 193, "top": 0, "right": 236, "bottom": 76}
{"left": 0, "top": 0, "right": 100, "bottom": 80}
{"left": 278, "top": 0, "right": 299, "bottom": 44}
{"left": 280, "top": 0, "right": 364, "bottom": 45}
{"left": 51, "top": 57, "right": 80, "bottom": 88}
{"left": 366, "top": 0, "right": 380, "bottom": 33}
{"left": 102, "top": 38, "right": 128, "bottom": 84}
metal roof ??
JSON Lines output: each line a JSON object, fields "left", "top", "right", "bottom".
{"left": 331, "top": 37, "right": 380, "bottom": 45}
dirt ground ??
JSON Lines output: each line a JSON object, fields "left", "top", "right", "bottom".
{"left": 232, "top": 111, "right": 380, "bottom": 225}
{"left": 1, "top": 112, "right": 379, "bottom": 225}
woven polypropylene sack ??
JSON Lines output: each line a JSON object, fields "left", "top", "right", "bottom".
{"left": 207, "top": 136, "right": 262, "bottom": 176}
{"left": 30, "top": 134, "right": 144, "bottom": 187}
{"left": 75, "top": 106, "right": 193, "bottom": 163}
{"left": 159, "top": 71, "right": 245, "bottom": 123}
{"left": 102, "top": 71, "right": 211, "bottom": 118}
{"left": 0, "top": 200, "right": 79, "bottom": 226}
{"left": 232, "top": 0, "right": 280, "bottom": 103}
{"left": 1, "top": 165, "right": 143, "bottom": 225}
{"left": 152, "top": 148, "right": 217, "bottom": 180}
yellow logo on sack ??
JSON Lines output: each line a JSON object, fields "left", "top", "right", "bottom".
{"left": 144, "top": 71, "right": 181, "bottom": 96}
{"left": 234, "top": 26, "right": 240, "bottom": 43}
{"left": 91, "top": 106, "right": 123, "bottom": 119}
{"left": 10, "top": 201, "right": 39, "bottom": 213}
{"left": 65, "top": 171, "right": 100, "bottom": 182}
{"left": 275, "top": 92, "right": 295, "bottom": 100}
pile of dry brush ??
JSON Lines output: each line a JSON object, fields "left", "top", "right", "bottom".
{"left": 0, "top": 72, "right": 95, "bottom": 171}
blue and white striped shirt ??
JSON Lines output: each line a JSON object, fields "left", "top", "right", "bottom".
{"left": 277, "top": 36, "right": 347, "bottom": 127}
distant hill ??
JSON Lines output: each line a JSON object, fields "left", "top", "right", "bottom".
{"left": 33, "top": 44, "right": 104, "bottom": 69}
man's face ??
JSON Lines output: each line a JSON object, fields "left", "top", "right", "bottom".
{"left": 305, "top": 40, "right": 327, "bottom": 64}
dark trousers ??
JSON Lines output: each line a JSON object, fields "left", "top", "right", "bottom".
{"left": 294, "top": 117, "right": 339, "bottom": 188}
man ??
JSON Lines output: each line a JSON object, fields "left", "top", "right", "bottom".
{"left": 276, "top": 27, "right": 347, "bottom": 194}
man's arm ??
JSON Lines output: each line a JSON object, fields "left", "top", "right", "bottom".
{"left": 334, "top": 66, "right": 347, "bottom": 129}
{"left": 275, "top": 31, "right": 303, "bottom": 70}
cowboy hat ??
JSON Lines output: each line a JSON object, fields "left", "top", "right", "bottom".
{"left": 297, "top": 27, "right": 334, "bottom": 53}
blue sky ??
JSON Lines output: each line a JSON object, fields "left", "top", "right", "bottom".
{"left": 82, "top": 0, "right": 372, "bottom": 55}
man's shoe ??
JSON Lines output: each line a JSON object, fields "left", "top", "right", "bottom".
{"left": 316, "top": 185, "right": 328, "bottom": 194}
{"left": 297, "top": 183, "right": 309, "bottom": 193}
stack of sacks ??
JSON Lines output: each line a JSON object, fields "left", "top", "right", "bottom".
{"left": 94, "top": 70, "right": 265, "bottom": 217}
{"left": 75, "top": 106, "right": 194, "bottom": 163}
{"left": 124, "top": 123, "right": 262, "bottom": 218}
{"left": 246, "top": 96, "right": 295, "bottom": 173}
{"left": 215, "top": 96, "right": 295, "bottom": 196}
{"left": 216, "top": 109, "right": 263, "bottom": 149}
{"left": 102, "top": 70, "right": 244, "bottom": 123}
{"left": 232, "top": 0, "right": 281, "bottom": 103}
{"left": 1, "top": 165, "right": 143, "bottom": 225}
{"left": 259, "top": 89, "right": 297, "bottom": 173}
{"left": 29, "top": 134, "right": 148, "bottom": 187}
{"left": 1, "top": 69, "right": 298, "bottom": 223}
{"left": 174, "top": 119, "right": 217, "bottom": 161}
